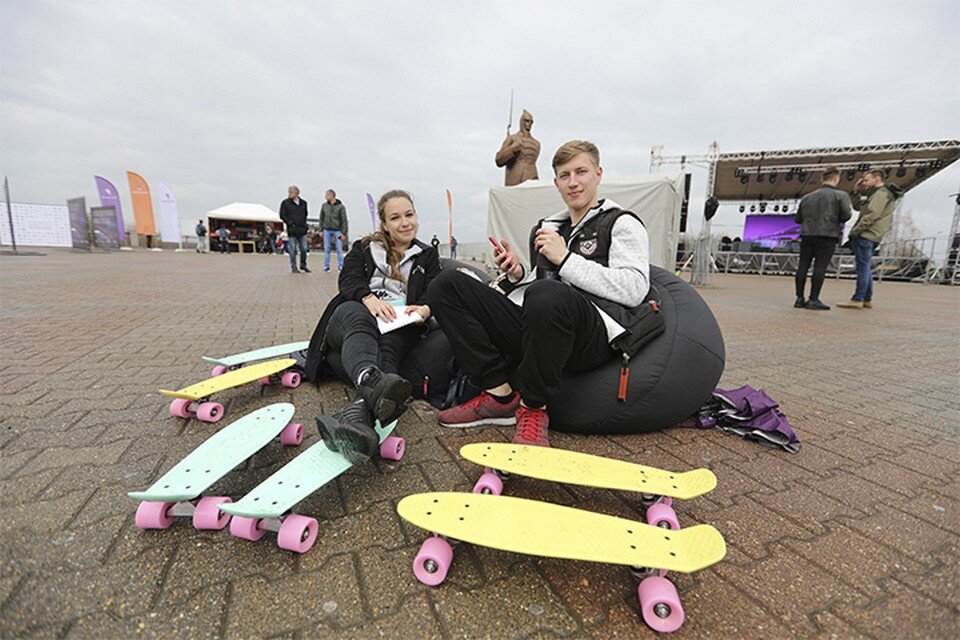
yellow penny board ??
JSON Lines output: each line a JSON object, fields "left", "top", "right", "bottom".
{"left": 461, "top": 443, "right": 716, "bottom": 500}
{"left": 159, "top": 358, "right": 295, "bottom": 401}
{"left": 398, "top": 492, "right": 726, "bottom": 573}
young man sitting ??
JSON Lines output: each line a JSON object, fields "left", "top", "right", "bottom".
{"left": 427, "top": 140, "right": 651, "bottom": 446}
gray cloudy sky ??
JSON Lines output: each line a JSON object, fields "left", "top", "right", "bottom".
{"left": 2, "top": 0, "right": 958, "bottom": 252}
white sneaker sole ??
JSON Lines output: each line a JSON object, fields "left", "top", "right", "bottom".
{"left": 438, "top": 416, "right": 517, "bottom": 428}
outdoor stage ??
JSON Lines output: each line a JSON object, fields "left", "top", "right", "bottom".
{"left": 1, "top": 249, "right": 957, "bottom": 638}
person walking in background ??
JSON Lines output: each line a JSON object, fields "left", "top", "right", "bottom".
{"left": 449, "top": 235, "right": 458, "bottom": 259}
{"left": 792, "top": 167, "right": 852, "bottom": 310}
{"left": 216, "top": 225, "right": 230, "bottom": 254}
{"left": 279, "top": 185, "right": 311, "bottom": 273}
{"left": 837, "top": 170, "right": 903, "bottom": 309}
{"left": 320, "top": 189, "right": 349, "bottom": 271}
{"left": 431, "top": 234, "right": 440, "bottom": 253}
{"left": 195, "top": 219, "right": 207, "bottom": 253}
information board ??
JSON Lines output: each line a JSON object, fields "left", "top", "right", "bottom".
{"left": 0, "top": 202, "right": 72, "bottom": 247}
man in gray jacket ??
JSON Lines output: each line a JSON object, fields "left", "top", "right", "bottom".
{"left": 320, "top": 189, "right": 349, "bottom": 271}
{"left": 793, "top": 167, "right": 852, "bottom": 310}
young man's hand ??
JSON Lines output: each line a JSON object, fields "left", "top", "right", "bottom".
{"left": 491, "top": 238, "right": 523, "bottom": 280}
{"left": 405, "top": 305, "right": 431, "bottom": 322}
{"left": 534, "top": 228, "right": 569, "bottom": 265}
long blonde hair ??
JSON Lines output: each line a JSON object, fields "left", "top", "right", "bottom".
{"left": 369, "top": 189, "right": 415, "bottom": 285}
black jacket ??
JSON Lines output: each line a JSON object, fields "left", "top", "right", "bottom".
{"left": 303, "top": 237, "right": 441, "bottom": 382}
{"left": 794, "top": 185, "right": 852, "bottom": 239}
{"left": 279, "top": 197, "right": 309, "bottom": 237}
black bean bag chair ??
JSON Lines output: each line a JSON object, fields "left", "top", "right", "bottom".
{"left": 548, "top": 266, "right": 725, "bottom": 434}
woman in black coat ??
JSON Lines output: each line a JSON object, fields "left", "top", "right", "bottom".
{"left": 305, "top": 189, "right": 440, "bottom": 463}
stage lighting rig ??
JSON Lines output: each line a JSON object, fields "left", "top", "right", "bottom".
{"left": 769, "top": 170, "right": 778, "bottom": 184}
{"left": 750, "top": 205, "right": 756, "bottom": 213}
{"left": 798, "top": 171, "right": 807, "bottom": 183}
{"left": 916, "top": 166, "right": 927, "bottom": 178}
{"left": 759, "top": 202, "right": 767, "bottom": 213}
{"left": 739, "top": 205, "right": 745, "bottom": 213}
{"left": 896, "top": 164, "right": 907, "bottom": 178}
{"left": 740, "top": 175, "right": 749, "bottom": 184}
{"left": 845, "top": 170, "right": 856, "bottom": 181}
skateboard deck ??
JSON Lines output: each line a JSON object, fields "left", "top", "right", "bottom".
{"left": 400, "top": 492, "right": 726, "bottom": 632}
{"left": 219, "top": 418, "right": 404, "bottom": 553}
{"left": 160, "top": 358, "right": 296, "bottom": 401}
{"left": 221, "top": 419, "right": 398, "bottom": 520}
{"left": 128, "top": 403, "right": 303, "bottom": 530}
{"left": 399, "top": 492, "right": 725, "bottom": 574}
{"left": 202, "top": 341, "right": 309, "bottom": 368}
{"left": 461, "top": 443, "right": 716, "bottom": 500}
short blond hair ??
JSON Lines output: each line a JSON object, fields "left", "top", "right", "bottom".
{"left": 552, "top": 140, "right": 600, "bottom": 173}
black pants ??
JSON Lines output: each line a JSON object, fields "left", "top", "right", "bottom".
{"left": 795, "top": 236, "right": 837, "bottom": 300}
{"left": 324, "top": 301, "right": 421, "bottom": 386}
{"left": 427, "top": 269, "right": 613, "bottom": 408}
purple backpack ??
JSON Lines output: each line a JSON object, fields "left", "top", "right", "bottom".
{"left": 691, "top": 385, "right": 800, "bottom": 453}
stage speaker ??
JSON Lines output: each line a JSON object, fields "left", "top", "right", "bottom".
{"left": 679, "top": 173, "right": 692, "bottom": 232}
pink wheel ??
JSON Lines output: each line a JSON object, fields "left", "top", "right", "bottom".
{"left": 646, "top": 503, "right": 680, "bottom": 530}
{"left": 169, "top": 398, "right": 194, "bottom": 419}
{"left": 413, "top": 536, "right": 453, "bottom": 586}
{"left": 229, "top": 515, "right": 267, "bottom": 541}
{"left": 196, "top": 401, "right": 224, "bottom": 423}
{"left": 135, "top": 501, "right": 176, "bottom": 530}
{"left": 193, "top": 496, "right": 232, "bottom": 530}
{"left": 259, "top": 376, "right": 272, "bottom": 386}
{"left": 211, "top": 365, "right": 229, "bottom": 377}
{"left": 472, "top": 472, "right": 504, "bottom": 495}
{"left": 379, "top": 436, "right": 405, "bottom": 461}
{"left": 280, "top": 422, "right": 304, "bottom": 446}
{"left": 277, "top": 514, "right": 319, "bottom": 553}
{"left": 638, "top": 576, "right": 685, "bottom": 633}
{"left": 280, "top": 371, "right": 301, "bottom": 388}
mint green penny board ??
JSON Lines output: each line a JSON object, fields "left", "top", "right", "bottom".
{"left": 202, "top": 341, "right": 309, "bottom": 368}
{"left": 220, "top": 419, "right": 397, "bottom": 519}
{"left": 129, "top": 403, "right": 297, "bottom": 503}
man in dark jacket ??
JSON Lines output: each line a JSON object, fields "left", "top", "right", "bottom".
{"left": 320, "top": 189, "right": 349, "bottom": 272}
{"left": 279, "top": 185, "right": 311, "bottom": 273}
{"left": 837, "top": 170, "right": 903, "bottom": 309}
{"left": 793, "top": 167, "right": 852, "bottom": 310}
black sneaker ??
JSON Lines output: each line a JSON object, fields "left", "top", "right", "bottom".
{"left": 315, "top": 399, "right": 378, "bottom": 465}
{"left": 357, "top": 367, "right": 412, "bottom": 425}
{"left": 291, "top": 268, "right": 301, "bottom": 273}
{"left": 805, "top": 299, "right": 830, "bottom": 310}
{"left": 794, "top": 296, "right": 806, "bottom": 308}
{"left": 301, "top": 267, "right": 312, "bottom": 273}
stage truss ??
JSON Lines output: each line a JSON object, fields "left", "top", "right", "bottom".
{"left": 651, "top": 139, "right": 960, "bottom": 285}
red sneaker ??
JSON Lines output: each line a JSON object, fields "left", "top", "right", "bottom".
{"left": 437, "top": 391, "right": 519, "bottom": 428}
{"left": 512, "top": 405, "right": 550, "bottom": 447}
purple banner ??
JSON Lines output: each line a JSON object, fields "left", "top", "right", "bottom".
{"left": 94, "top": 176, "right": 126, "bottom": 241}
{"left": 366, "top": 192, "right": 376, "bottom": 230}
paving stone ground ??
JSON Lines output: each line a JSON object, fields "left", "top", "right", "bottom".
{"left": 1, "top": 249, "right": 957, "bottom": 639}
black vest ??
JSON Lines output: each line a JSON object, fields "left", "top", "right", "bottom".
{"left": 528, "top": 207, "right": 664, "bottom": 357}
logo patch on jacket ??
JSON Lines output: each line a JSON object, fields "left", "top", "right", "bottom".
{"left": 578, "top": 238, "right": 598, "bottom": 256}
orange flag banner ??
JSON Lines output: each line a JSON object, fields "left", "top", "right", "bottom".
{"left": 126, "top": 171, "right": 156, "bottom": 236}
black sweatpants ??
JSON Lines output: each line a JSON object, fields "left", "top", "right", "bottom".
{"left": 795, "top": 236, "right": 837, "bottom": 300}
{"left": 324, "top": 301, "right": 422, "bottom": 386}
{"left": 427, "top": 269, "right": 614, "bottom": 408}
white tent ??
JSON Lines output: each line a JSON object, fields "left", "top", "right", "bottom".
{"left": 487, "top": 173, "right": 684, "bottom": 270}
{"left": 207, "top": 202, "right": 281, "bottom": 223}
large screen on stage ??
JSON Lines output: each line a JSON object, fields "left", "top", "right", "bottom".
{"left": 742, "top": 214, "right": 801, "bottom": 249}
